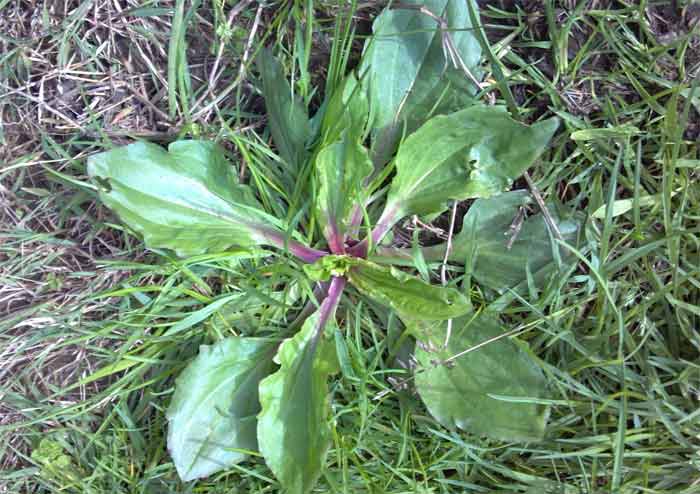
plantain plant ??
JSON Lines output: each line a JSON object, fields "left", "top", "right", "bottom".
{"left": 87, "top": 1, "right": 580, "bottom": 491}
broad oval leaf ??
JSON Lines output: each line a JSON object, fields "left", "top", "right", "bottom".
{"left": 347, "top": 258, "right": 470, "bottom": 320}
{"left": 377, "top": 191, "right": 582, "bottom": 292}
{"left": 258, "top": 48, "right": 311, "bottom": 171}
{"left": 408, "top": 314, "right": 549, "bottom": 441}
{"left": 257, "top": 306, "right": 340, "bottom": 494}
{"left": 167, "top": 337, "right": 277, "bottom": 481}
{"left": 314, "top": 132, "right": 373, "bottom": 252}
{"left": 377, "top": 106, "right": 559, "bottom": 237}
{"left": 87, "top": 140, "right": 316, "bottom": 259}
{"left": 435, "top": 191, "right": 580, "bottom": 291}
{"left": 362, "top": 0, "right": 482, "bottom": 165}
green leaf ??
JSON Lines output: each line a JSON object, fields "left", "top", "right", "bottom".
{"left": 408, "top": 314, "right": 549, "bottom": 441}
{"left": 314, "top": 132, "right": 373, "bottom": 251}
{"left": 257, "top": 308, "right": 339, "bottom": 494}
{"left": 319, "top": 72, "right": 370, "bottom": 146}
{"left": 447, "top": 192, "right": 579, "bottom": 291}
{"left": 347, "top": 258, "right": 470, "bottom": 320}
{"left": 378, "top": 106, "right": 559, "bottom": 235}
{"left": 167, "top": 337, "right": 277, "bottom": 481}
{"left": 362, "top": 0, "right": 482, "bottom": 165}
{"left": 420, "top": 191, "right": 581, "bottom": 291}
{"left": 258, "top": 48, "right": 311, "bottom": 171}
{"left": 87, "top": 140, "right": 295, "bottom": 257}
{"left": 313, "top": 73, "right": 372, "bottom": 251}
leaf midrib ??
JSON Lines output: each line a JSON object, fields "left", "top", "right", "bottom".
{"left": 108, "top": 180, "right": 269, "bottom": 231}
{"left": 177, "top": 351, "right": 273, "bottom": 476}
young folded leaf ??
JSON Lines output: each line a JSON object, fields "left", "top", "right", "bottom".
{"left": 346, "top": 258, "right": 470, "bottom": 320}
{"left": 376, "top": 191, "right": 582, "bottom": 292}
{"left": 407, "top": 314, "right": 549, "bottom": 442}
{"left": 373, "top": 106, "right": 559, "bottom": 244}
{"left": 361, "top": 0, "right": 482, "bottom": 166}
{"left": 318, "top": 73, "right": 370, "bottom": 146}
{"left": 314, "top": 132, "right": 373, "bottom": 253}
{"left": 167, "top": 337, "right": 277, "bottom": 481}
{"left": 257, "top": 278, "right": 344, "bottom": 494}
{"left": 88, "top": 140, "right": 323, "bottom": 261}
{"left": 258, "top": 48, "right": 311, "bottom": 172}
{"left": 302, "top": 255, "right": 355, "bottom": 282}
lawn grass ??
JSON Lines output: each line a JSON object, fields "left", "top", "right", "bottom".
{"left": 1, "top": 0, "right": 699, "bottom": 493}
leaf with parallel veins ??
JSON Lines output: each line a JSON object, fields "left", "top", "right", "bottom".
{"left": 257, "top": 277, "right": 344, "bottom": 494}
{"left": 407, "top": 314, "right": 549, "bottom": 442}
{"left": 373, "top": 106, "right": 559, "bottom": 243}
{"left": 167, "top": 337, "right": 277, "bottom": 481}
{"left": 88, "top": 140, "right": 324, "bottom": 261}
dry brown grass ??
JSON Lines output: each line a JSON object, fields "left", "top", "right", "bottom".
{"left": 1, "top": 0, "right": 244, "bottom": 477}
